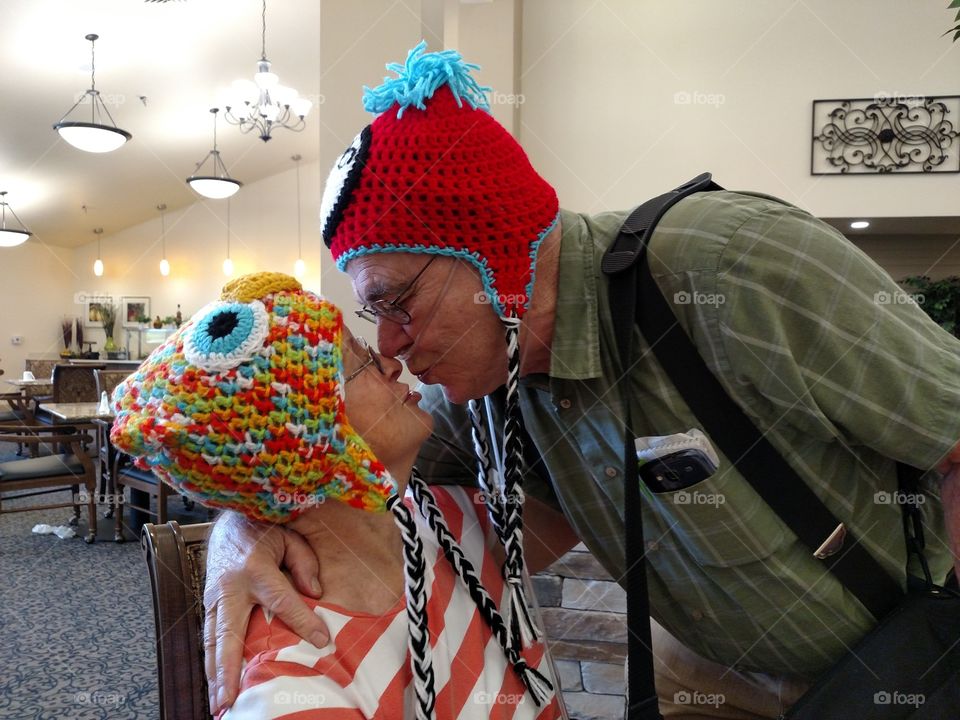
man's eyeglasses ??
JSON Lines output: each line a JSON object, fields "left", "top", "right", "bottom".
{"left": 344, "top": 337, "right": 385, "bottom": 383}
{"left": 355, "top": 255, "right": 438, "bottom": 325}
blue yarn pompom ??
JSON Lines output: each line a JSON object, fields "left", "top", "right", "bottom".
{"left": 362, "top": 40, "right": 491, "bottom": 119}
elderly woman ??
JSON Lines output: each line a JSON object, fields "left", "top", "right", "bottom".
{"left": 111, "top": 272, "right": 562, "bottom": 720}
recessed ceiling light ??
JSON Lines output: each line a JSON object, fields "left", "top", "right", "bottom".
{"left": 850, "top": 221, "right": 870, "bottom": 230}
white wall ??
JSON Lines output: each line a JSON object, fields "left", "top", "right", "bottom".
{"left": 519, "top": 0, "right": 960, "bottom": 218}
{"left": 0, "top": 242, "right": 74, "bottom": 375}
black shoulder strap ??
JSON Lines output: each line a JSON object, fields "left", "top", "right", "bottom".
{"left": 604, "top": 173, "right": 720, "bottom": 720}
{"left": 605, "top": 173, "right": 908, "bottom": 718}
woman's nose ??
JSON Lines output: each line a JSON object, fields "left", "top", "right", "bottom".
{"left": 379, "top": 353, "right": 403, "bottom": 382}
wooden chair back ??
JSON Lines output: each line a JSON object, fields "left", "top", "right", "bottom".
{"left": 52, "top": 364, "right": 104, "bottom": 403}
{"left": 141, "top": 521, "right": 213, "bottom": 720}
{"left": 94, "top": 369, "right": 131, "bottom": 398}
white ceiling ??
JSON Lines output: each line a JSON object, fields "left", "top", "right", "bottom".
{"left": 1, "top": 0, "right": 321, "bottom": 248}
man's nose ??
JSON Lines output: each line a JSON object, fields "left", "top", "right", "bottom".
{"left": 376, "top": 320, "right": 410, "bottom": 361}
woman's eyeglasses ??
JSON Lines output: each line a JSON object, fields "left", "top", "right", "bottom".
{"left": 344, "top": 337, "right": 385, "bottom": 383}
{"left": 354, "top": 255, "right": 438, "bottom": 325}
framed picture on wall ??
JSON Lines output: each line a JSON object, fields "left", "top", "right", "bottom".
{"left": 83, "top": 295, "right": 114, "bottom": 329}
{"left": 121, "top": 296, "right": 150, "bottom": 328}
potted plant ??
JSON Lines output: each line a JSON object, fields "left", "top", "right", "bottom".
{"left": 100, "top": 304, "right": 119, "bottom": 352}
{"left": 60, "top": 317, "right": 74, "bottom": 358}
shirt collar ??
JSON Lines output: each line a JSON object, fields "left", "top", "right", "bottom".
{"left": 547, "top": 208, "right": 603, "bottom": 380}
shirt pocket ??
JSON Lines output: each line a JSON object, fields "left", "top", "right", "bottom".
{"left": 642, "top": 464, "right": 792, "bottom": 567}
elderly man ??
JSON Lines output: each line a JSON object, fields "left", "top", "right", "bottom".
{"left": 202, "top": 44, "right": 960, "bottom": 719}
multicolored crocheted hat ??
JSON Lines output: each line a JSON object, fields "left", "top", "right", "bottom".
{"left": 109, "top": 272, "right": 397, "bottom": 523}
{"left": 319, "top": 41, "right": 559, "bottom": 320}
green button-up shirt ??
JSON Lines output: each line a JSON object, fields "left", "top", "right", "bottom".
{"left": 416, "top": 191, "right": 958, "bottom": 679}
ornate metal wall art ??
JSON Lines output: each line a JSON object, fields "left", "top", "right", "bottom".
{"left": 812, "top": 96, "right": 959, "bottom": 174}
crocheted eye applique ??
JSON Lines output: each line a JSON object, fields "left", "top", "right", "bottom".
{"left": 183, "top": 300, "right": 270, "bottom": 373}
{"left": 320, "top": 125, "right": 372, "bottom": 248}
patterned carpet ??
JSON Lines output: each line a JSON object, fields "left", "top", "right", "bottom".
{"left": 0, "top": 443, "right": 209, "bottom": 720}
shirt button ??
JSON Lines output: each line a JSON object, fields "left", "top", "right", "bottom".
{"left": 604, "top": 466, "right": 618, "bottom": 478}
{"left": 558, "top": 398, "right": 572, "bottom": 410}
{"left": 691, "top": 610, "right": 703, "bottom": 621}
{"left": 646, "top": 540, "right": 659, "bottom": 552}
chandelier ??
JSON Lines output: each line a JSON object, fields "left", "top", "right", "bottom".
{"left": 53, "top": 34, "right": 132, "bottom": 153}
{"left": 187, "top": 108, "right": 242, "bottom": 199}
{"left": 224, "top": 0, "right": 312, "bottom": 142}
{"left": 0, "top": 192, "right": 31, "bottom": 248}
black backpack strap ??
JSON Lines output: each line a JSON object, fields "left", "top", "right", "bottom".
{"left": 604, "top": 173, "right": 719, "bottom": 720}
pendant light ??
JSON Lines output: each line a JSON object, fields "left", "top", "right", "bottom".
{"left": 222, "top": 199, "right": 234, "bottom": 276}
{"left": 53, "top": 34, "right": 132, "bottom": 153}
{"left": 224, "top": 0, "right": 312, "bottom": 142}
{"left": 157, "top": 204, "right": 170, "bottom": 276}
{"left": 291, "top": 154, "right": 306, "bottom": 278}
{"left": 187, "top": 108, "right": 242, "bottom": 200}
{"left": 0, "top": 192, "right": 31, "bottom": 247}
{"left": 93, "top": 228, "right": 104, "bottom": 276}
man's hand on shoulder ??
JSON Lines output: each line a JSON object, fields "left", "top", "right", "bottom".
{"left": 203, "top": 511, "right": 328, "bottom": 715}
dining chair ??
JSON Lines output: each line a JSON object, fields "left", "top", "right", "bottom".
{"left": 113, "top": 458, "right": 174, "bottom": 542}
{"left": 141, "top": 520, "right": 213, "bottom": 720}
{"left": 0, "top": 425, "right": 98, "bottom": 542}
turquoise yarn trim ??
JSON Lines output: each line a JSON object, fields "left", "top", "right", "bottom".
{"left": 362, "top": 40, "right": 491, "bottom": 119}
{"left": 523, "top": 211, "right": 560, "bottom": 311}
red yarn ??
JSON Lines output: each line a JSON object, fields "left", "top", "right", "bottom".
{"left": 325, "top": 86, "right": 558, "bottom": 318}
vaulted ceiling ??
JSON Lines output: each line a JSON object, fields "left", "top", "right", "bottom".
{"left": 2, "top": 0, "right": 321, "bottom": 247}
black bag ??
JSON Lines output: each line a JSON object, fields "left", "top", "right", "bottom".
{"left": 602, "top": 174, "right": 960, "bottom": 719}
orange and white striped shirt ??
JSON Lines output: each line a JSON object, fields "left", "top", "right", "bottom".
{"left": 221, "top": 486, "right": 562, "bottom": 720}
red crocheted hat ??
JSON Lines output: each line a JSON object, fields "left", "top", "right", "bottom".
{"left": 319, "top": 42, "right": 558, "bottom": 319}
